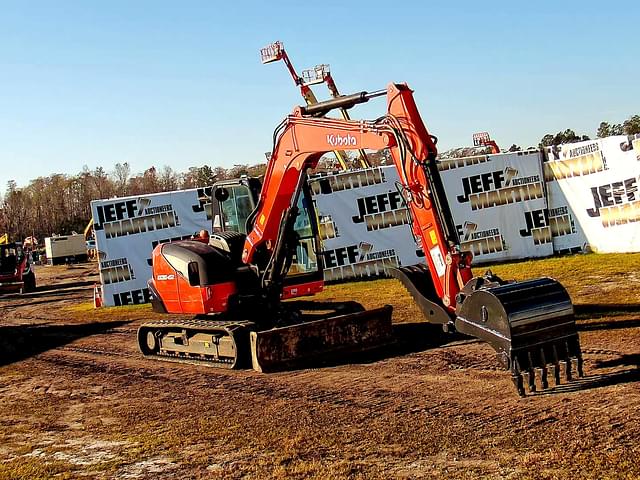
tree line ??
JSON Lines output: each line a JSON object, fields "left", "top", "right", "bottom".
{"left": 506, "top": 114, "right": 640, "bottom": 152}
{"left": 0, "top": 163, "right": 267, "bottom": 243}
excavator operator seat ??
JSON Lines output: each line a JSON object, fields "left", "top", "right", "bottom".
{"left": 209, "top": 231, "right": 246, "bottom": 266}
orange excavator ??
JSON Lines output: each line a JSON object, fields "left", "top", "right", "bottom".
{"left": 138, "top": 83, "right": 583, "bottom": 395}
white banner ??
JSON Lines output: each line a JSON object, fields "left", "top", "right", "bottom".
{"left": 438, "top": 151, "right": 554, "bottom": 264}
{"left": 544, "top": 178, "right": 589, "bottom": 254}
{"left": 93, "top": 136, "right": 640, "bottom": 307}
{"left": 309, "top": 167, "right": 423, "bottom": 281}
{"left": 544, "top": 135, "right": 640, "bottom": 253}
{"left": 91, "top": 188, "right": 212, "bottom": 306}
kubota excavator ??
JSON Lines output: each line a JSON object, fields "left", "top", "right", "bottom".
{"left": 139, "top": 83, "right": 583, "bottom": 395}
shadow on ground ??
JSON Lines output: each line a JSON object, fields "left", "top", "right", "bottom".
{"left": 535, "top": 368, "right": 640, "bottom": 396}
{"left": 0, "top": 280, "right": 97, "bottom": 302}
{"left": 534, "top": 348, "right": 639, "bottom": 396}
{"left": 34, "top": 280, "right": 98, "bottom": 293}
{"left": 575, "top": 304, "right": 640, "bottom": 331}
{"left": 0, "top": 321, "right": 132, "bottom": 367}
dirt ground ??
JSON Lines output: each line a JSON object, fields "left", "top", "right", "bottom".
{"left": 0, "top": 258, "right": 639, "bottom": 480}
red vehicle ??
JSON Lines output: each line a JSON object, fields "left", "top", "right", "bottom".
{"left": 0, "top": 243, "right": 36, "bottom": 293}
{"left": 140, "top": 83, "right": 583, "bottom": 395}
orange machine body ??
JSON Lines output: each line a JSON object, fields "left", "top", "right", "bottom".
{"left": 149, "top": 244, "right": 237, "bottom": 314}
{"left": 149, "top": 241, "right": 323, "bottom": 315}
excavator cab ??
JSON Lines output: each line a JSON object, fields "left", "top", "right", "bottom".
{"left": 209, "top": 176, "right": 324, "bottom": 294}
{"left": 210, "top": 177, "right": 261, "bottom": 235}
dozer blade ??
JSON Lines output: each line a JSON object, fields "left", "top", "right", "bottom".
{"left": 455, "top": 276, "right": 584, "bottom": 396}
{"left": 250, "top": 305, "right": 393, "bottom": 373}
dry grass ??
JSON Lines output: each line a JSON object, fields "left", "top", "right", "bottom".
{"left": 1, "top": 252, "right": 638, "bottom": 479}
{"left": 0, "top": 458, "right": 75, "bottom": 480}
{"left": 314, "top": 252, "right": 640, "bottom": 314}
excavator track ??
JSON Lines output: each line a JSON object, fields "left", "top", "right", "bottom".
{"left": 138, "top": 305, "right": 394, "bottom": 372}
{"left": 137, "top": 319, "right": 256, "bottom": 369}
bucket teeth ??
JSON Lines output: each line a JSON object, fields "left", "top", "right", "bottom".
{"left": 573, "top": 356, "right": 585, "bottom": 378}
{"left": 536, "top": 368, "right": 548, "bottom": 390}
{"left": 510, "top": 339, "right": 584, "bottom": 395}
{"left": 551, "top": 344, "right": 561, "bottom": 385}
{"left": 562, "top": 359, "right": 572, "bottom": 381}
{"left": 526, "top": 352, "right": 536, "bottom": 392}
{"left": 538, "top": 349, "right": 549, "bottom": 389}
{"left": 511, "top": 360, "right": 525, "bottom": 397}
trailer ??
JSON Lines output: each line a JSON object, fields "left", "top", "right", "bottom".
{"left": 45, "top": 234, "right": 88, "bottom": 265}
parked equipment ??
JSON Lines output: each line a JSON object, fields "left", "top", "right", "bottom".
{"left": 139, "top": 83, "right": 583, "bottom": 395}
{"left": 0, "top": 242, "right": 36, "bottom": 293}
{"left": 472, "top": 131, "right": 501, "bottom": 154}
{"left": 45, "top": 234, "right": 88, "bottom": 265}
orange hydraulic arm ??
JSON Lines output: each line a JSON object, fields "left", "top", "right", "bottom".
{"left": 242, "top": 83, "right": 473, "bottom": 312}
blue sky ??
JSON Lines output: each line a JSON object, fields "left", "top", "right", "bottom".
{"left": 1, "top": 1, "right": 639, "bottom": 190}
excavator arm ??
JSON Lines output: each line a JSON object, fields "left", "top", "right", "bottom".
{"left": 243, "top": 84, "right": 470, "bottom": 314}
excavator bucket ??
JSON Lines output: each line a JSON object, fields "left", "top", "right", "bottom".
{"left": 250, "top": 305, "right": 394, "bottom": 372}
{"left": 392, "top": 265, "right": 583, "bottom": 396}
{"left": 455, "top": 276, "right": 584, "bottom": 396}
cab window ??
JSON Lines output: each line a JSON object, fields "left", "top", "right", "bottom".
{"left": 213, "top": 185, "right": 256, "bottom": 234}
{"left": 288, "top": 195, "right": 319, "bottom": 276}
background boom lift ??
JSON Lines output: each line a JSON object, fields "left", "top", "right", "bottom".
{"left": 260, "top": 41, "right": 369, "bottom": 169}
{"left": 300, "top": 63, "right": 370, "bottom": 168}
{"left": 472, "top": 131, "right": 501, "bottom": 154}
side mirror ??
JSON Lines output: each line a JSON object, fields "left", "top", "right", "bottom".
{"left": 214, "top": 187, "right": 230, "bottom": 202}
{"left": 187, "top": 261, "right": 200, "bottom": 287}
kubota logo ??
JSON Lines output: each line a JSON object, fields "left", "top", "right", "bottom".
{"left": 327, "top": 133, "right": 357, "bottom": 147}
